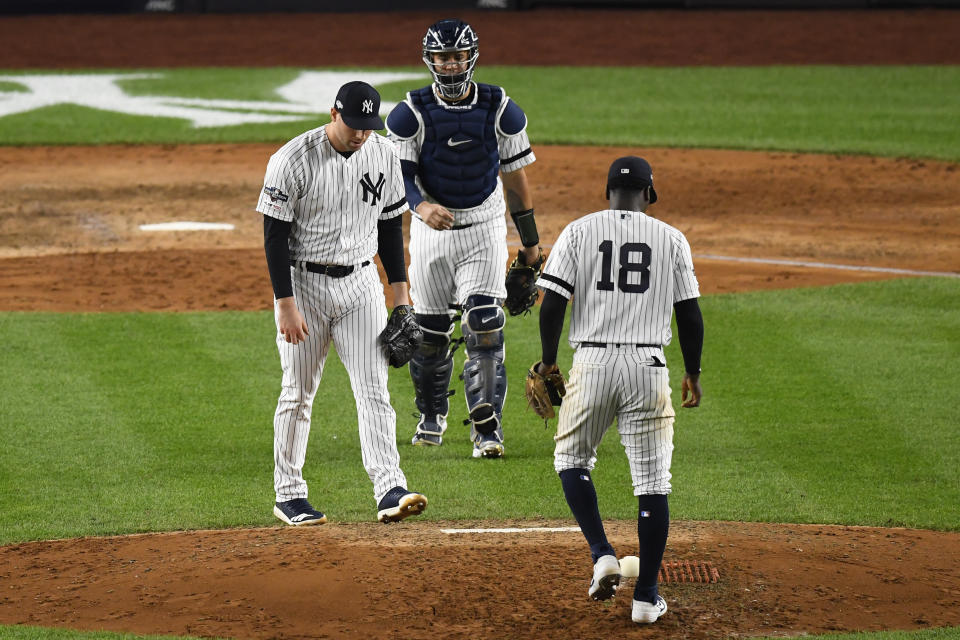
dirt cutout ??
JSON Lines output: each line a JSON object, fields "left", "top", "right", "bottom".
{"left": 2, "top": 144, "right": 957, "bottom": 311}
{"left": 1, "top": 9, "right": 959, "bottom": 640}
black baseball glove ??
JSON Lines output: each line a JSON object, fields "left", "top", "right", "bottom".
{"left": 379, "top": 305, "right": 423, "bottom": 368}
{"left": 503, "top": 249, "right": 545, "bottom": 316}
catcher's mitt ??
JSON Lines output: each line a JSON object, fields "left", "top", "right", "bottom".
{"left": 525, "top": 361, "right": 567, "bottom": 420}
{"left": 504, "top": 249, "right": 545, "bottom": 316}
{"left": 379, "top": 305, "right": 423, "bottom": 368}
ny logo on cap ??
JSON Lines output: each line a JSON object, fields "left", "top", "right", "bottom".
{"left": 362, "top": 99, "right": 374, "bottom": 114}
{"left": 336, "top": 100, "right": 343, "bottom": 109}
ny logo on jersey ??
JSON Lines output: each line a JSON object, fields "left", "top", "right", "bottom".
{"left": 362, "top": 99, "right": 374, "bottom": 114}
{"left": 359, "top": 172, "right": 385, "bottom": 205}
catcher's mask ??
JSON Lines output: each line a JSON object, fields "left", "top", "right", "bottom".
{"left": 422, "top": 18, "right": 479, "bottom": 100}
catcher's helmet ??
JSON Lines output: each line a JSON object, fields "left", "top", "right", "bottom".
{"left": 422, "top": 18, "right": 479, "bottom": 100}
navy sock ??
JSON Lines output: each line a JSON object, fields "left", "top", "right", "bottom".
{"left": 559, "top": 468, "right": 615, "bottom": 562}
{"left": 634, "top": 494, "right": 669, "bottom": 603}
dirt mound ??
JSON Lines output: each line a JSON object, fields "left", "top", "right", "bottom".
{"left": 3, "top": 520, "right": 959, "bottom": 639}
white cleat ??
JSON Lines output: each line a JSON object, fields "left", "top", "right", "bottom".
{"left": 588, "top": 554, "right": 621, "bottom": 600}
{"left": 632, "top": 595, "right": 668, "bottom": 624}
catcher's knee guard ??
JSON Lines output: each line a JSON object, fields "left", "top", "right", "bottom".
{"left": 409, "top": 314, "right": 455, "bottom": 446}
{"left": 460, "top": 295, "right": 507, "bottom": 436}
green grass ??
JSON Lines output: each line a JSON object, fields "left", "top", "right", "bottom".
{"left": 672, "top": 278, "right": 960, "bottom": 527}
{"left": 1, "top": 278, "right": 957, "bottom": 546}
{"left": 502, "top": 66, "right": 960, "bottom": 160}
{"left": 0, "top": 66, "right": 957, "bottom": 159}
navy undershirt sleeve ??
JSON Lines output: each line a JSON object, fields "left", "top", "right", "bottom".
{"left": 263, "top": 215, "right": 293, "bottom": 299}
{"left": 400, "top": 159, "right": 424, "bottom": 211}
{"left": 539, "top": 289, "right": 568, "bottom": 367}
{"left": 377, "top": 215, "right": 407, "bottom": 284}
{"left": 674, "top": 297, "right": 704, "bottom": 375}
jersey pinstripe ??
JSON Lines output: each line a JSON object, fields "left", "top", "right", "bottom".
{"left": 537, "top": 209, "right": 700, "bottom": 348}
{"left": 257, "top": 126, "right": 408, "bottom": 264}
{"left": 387, "top": 84, "right": 535, "bottom": 227}
{"left": 273, "top": 264, "right": 407, "bottom": 503}
{"left": 540, "top": 207, "right": 700, "bottom": 497}
{"left": 553, "top": 345, "right": 676, "bottom": 495}
{"left": 257, "top": 125, "right": 411, "bottom": 506}
{"left": 409, "top": 214, "right": 508, "bottom": 315}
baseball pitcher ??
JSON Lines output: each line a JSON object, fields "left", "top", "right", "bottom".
{"left": 257, "top": 81, "right": 427, "bottom": 526}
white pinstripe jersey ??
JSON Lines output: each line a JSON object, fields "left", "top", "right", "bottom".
{"left": 256, "top": 126, "right": 409, "bottom": 264}
{"left": 387, "top": 84, "right": 535, "bottom": 226}
{"left": 537, "top": 209, "right": 700, "bottom": 347}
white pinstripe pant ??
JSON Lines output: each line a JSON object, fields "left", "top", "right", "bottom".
{"left": 554, "top": 345, "right": 675, "bottom": 496}
{"left": 409, "top": 215, "right": 509, "bottom": 314}
{"left": 273, "top": 263, "right": 407, "bottom": 504}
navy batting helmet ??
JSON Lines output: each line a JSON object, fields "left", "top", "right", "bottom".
{"left": 422, "top": 18, "right": 479, "bottom": 100}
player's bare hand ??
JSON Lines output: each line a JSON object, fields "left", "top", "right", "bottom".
{"left": 535, "top": 361, "right": 559, "bottom": 376}
{"left": 417, "top": 202, "right": 455, "bottom": 230}
{"left": 276, "top": 297, "right": 309, "bottom": 345}
{"left": 519, "top": 245, "right": 542, "bottom": 266}
{"left": 681, "top": 373, "right": 702, "bottom": 408}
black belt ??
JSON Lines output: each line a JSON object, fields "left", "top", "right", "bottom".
{"left": 292, "top": 260, "right": 370, "bottom": 278}
{"left": 580, "top": 342, "right": 661, "bottom": 348}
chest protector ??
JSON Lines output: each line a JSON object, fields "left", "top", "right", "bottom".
{"left": 409, "top": 84, "right": 503, "bottom": 210}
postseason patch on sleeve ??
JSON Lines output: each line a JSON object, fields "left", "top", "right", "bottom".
{"left": 263, "top": 186, "right": 289, "bottom": 203}
{"left": 260, "top": 186, "right": 289, "bottom": 213}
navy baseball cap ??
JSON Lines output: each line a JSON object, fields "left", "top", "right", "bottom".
{"left": 334, "top": 81, "right": 384, "bottom": 130}
{"left": 606, "top": 156, "right": 658, "bottom": 203}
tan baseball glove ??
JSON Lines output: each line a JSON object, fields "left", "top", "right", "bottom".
{"left": 525, "top": 361, "right": 567, "bottom": 420}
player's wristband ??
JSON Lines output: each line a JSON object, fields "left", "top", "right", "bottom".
{"left": 510, "top": 208, "right": 539, "bottom": 248}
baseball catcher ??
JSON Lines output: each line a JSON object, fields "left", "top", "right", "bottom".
{"left": 384, "top": 17, "right": 544, "bottom": 459}
{"left": 525, "top": 360, "right": 566, "bottom": 421}
{"left": 380, "top": 305, "right": 423, "bottom": 368}
{"left": 504, "top": 247, "right": 545, "bottom": 316}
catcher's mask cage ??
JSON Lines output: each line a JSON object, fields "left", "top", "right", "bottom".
{"left": 422, "top": 18, "right": 479, "bottom": 100}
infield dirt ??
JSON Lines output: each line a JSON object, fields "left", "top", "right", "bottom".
{"left": 1, "top": 9, "right": 959, "bottom": 640}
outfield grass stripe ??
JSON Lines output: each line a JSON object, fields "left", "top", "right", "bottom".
{"left": 0, "top": 66, "right": 957, "bottom": 160}
{"left": 673, "top": 278, "right": 960, "bottom": 527}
